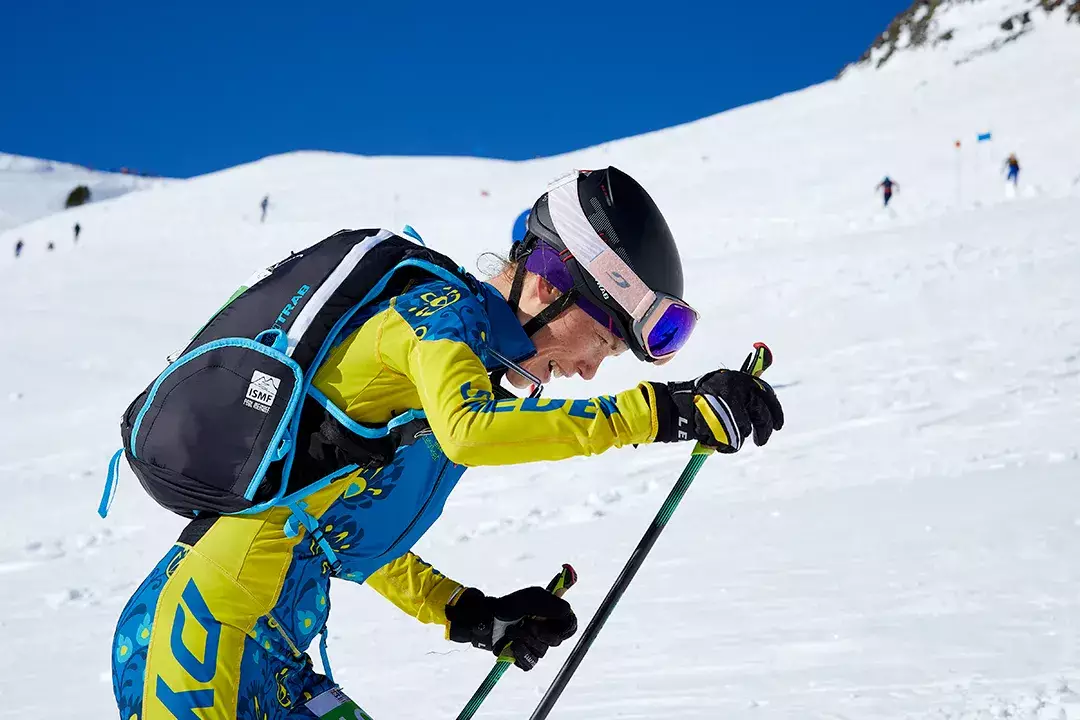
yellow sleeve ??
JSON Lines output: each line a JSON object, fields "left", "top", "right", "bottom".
{"left": 365, "top": 552, "right": 464, "bottom": 627}
{"left": 380, "top": 304, "right": 659, "bottom": 467}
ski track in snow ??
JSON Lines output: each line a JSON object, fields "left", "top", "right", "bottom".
{"left": 2, "top": 3, "right": 1080, "bottom": 717}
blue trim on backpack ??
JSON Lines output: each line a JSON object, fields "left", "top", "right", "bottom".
{"left": 306, "top": 386, "right": 382, "bottom": 437}
{"left": 234, "top": 462, "right": 361, "bottom": 516}
{"left": 129, "top": 337, "right": 303, "bottom": 465}
{"left": 396, "top": 258, "right": 470, "bottom": 290}
{"left": 238, "top": 258, "right": 476, "bottom": 513}
{"left": 98, "top": 448, "right": 125, "bottom": 518}
{"left": 123, "top": 336, "right": 304, "bottom": 515}
{"left": 401, "top": 225, "right": 424, "bottom": 247}
{"left": 254, "top": 327, "right": 289, "bottom": 353}
{"left": 318, "top": 626, "right": 334, "bottom": 684}
{"left": 242, "top": 366, "right": 304, "bottom": 500}
{"left": 306, "top": 386, "right": 427, "bottom": 439}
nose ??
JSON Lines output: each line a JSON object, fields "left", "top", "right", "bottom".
{"left": 578, "top": 359, "right": 600, "bottom": 381}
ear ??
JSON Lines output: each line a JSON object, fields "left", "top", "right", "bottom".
{"left": 535, "top": 276, "right": 563, "bottom": 304}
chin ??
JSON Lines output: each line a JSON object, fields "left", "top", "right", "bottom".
{"left": 504, "top": 368, "right": 534, "bottom": 389}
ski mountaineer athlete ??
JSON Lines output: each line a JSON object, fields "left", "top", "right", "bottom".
{"left": 107, "top": 167, "right": 785, "bottom": 719}
{"left": 876, "top": 176, "right": 899, "bottom": 207}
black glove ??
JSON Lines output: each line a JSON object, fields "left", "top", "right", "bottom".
{"left": 445, "top": 587, "right": 577, "bottom": 670}
{"left": 649, "top": 369, "right": 784, "bottom": 452}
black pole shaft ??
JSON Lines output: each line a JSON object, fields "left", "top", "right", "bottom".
{"left": 529, "top": 344, "right": 772, "bottom": 719}
{"left": 528, "top": 455, "right": 706, "bottom": 719}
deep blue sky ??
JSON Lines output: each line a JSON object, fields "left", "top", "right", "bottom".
{"left": 2, "top": 1, "right": 910, "bottom": 178}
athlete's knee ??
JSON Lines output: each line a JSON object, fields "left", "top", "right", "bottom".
{"left": 139, "top": 564, "right": 256, "bottom": 718}
{"left": 147, "top": 577, "right": 234, "bottom": 717}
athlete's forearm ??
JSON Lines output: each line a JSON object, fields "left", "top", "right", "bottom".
{"left": 408, "top": 336, "right": 658, "bottom": 466}
{"left": 365, "top": 552, "right": 463, "bottom": 626}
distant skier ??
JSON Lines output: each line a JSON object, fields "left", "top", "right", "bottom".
{"left": 73, "top": 222, "right": 81, "bottom": 243}
{"left": 105, "top": 167, "right": 785, "bottom": 719}
{"left": 260, "top": 194, "right": 269, "bottom": 223}
{"left": 14, "top": 239, "right": 23, "bottom": 258}
{"left": 876, "top": 176, "right": 899, "bottom": 207}
{"left": 46, "top": 241, "right": 55, "bottom": 252}
{"left": 1004, "top": 153, "right": 1021, "bottom": 186}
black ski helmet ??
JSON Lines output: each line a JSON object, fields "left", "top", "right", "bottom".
{"left": 508, "top": 167, "right": 687, "bottom": 363}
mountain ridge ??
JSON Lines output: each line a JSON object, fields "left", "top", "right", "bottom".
{"left": 843, "top": 0, "right": 1078, "bottom": 75}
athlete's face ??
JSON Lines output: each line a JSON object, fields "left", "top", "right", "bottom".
{"left": 506, "top": 275, "right": 628, "bottom": 388}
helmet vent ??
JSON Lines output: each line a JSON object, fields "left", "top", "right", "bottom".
{"left": 599, "top": 179, "right": 614, "bottom": 206}
{"left": 586, "top": 196, "right": 621, "bottom": 246}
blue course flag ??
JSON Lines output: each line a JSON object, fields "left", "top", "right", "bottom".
{"left": 977, "top": 132, "right": 993, "bottom": 142}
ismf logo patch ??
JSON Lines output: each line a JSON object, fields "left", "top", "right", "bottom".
{"left": 244, "top": 370, "right": 280, "bottom": 413}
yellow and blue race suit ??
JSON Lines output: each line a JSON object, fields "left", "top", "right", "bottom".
{"left": 110, "top": 275, "right": 661, "bottom": 719}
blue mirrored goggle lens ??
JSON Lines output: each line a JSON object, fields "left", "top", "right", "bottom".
{"left": 647, "top": 303, "right": 697, "bottom": 357}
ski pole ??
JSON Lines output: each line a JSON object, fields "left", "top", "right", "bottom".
{"left": 455, "top": 564, "right": 578, "bottom": 720}
{"left": 528, "top": 343, "right": 773, "bottom": 720}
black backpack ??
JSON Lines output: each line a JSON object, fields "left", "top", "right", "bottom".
{"left": 99, "top": 229, "right": 477, "bottom": 519}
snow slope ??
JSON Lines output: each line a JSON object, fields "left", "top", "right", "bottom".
{"left": 1, "top": 3, "right": 1079, "bottom": 718}
{"left": 0, "top": 152, "right": 165, "bottom": 237}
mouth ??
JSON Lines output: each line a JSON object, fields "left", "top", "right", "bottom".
{"left": 549, "top": 361, "right": 568, "bottom": 380}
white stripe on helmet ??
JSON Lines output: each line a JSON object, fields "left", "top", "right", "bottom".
{"left": 545, "top": 173, "right": 655, "bottom": 321}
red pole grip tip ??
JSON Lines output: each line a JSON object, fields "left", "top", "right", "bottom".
{"left": 548, "top": 563, "right": 578, "bottom": 597}
{"left": 753, "top": 342, "right": 773, "bottom": 365}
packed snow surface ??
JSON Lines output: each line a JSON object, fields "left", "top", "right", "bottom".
{"left": 1, "top": 4, "right": 1078, "bottom": 718}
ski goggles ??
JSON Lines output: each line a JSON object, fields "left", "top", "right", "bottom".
{"left": 632, "top": 293, "right": 698, "bottom": 362}
{"left": 543, "top": 171, "right": 698, "bottom": 362}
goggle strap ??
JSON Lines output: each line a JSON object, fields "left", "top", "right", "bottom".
{"left": 522, "top": 288, "right": 578, "bottom": 337}
{"left": 507, "top": 236, "right": 542, "bottom": 317}
{"left": 507, "top": 260, "right": 529, "bottom": 317}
